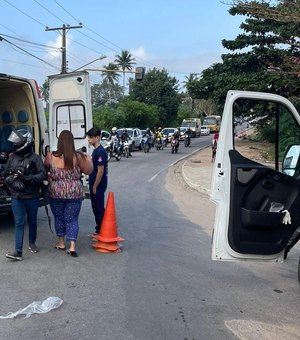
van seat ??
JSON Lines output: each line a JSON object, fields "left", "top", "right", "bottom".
{"left": 17, "top": 110, "right": 29, "bottom": 123}
{"left": 16, "top": 110, "right": 32, "bottom": 135}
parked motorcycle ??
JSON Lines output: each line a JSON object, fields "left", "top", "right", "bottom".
{"left": 184, "top": 133, "right": 191, "bottom": 147}
{"left": 141, "top": 135, "right": 151, "bottom": 153}
{"left": 171, "top": 137, "right": 179, "bottom": 154}
{"left": 155, "top": 137, "right": 164, "bottom": 150}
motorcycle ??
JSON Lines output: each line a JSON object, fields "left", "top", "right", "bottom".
{"left": 141, "top": 135, "right": 151, "bottom": 153}
{"left": 162, "top": 135, "right": 168, "bottom": 147}
{"left": 122, "top": 140, "right": 130, "bottom": 158}
{"left": 155, "top": 137, "right": 164, "bottom": 150}
{"left": 171, "top": 137, "right": 179, "bottom": 154}
{"left": 184, "top": 133, "right": 191, "bottom": 147}
{"left": 106, "top": 140, "right": 122, "bottom": 161}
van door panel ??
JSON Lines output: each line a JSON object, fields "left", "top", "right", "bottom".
{"left": 228, "top": 149, "right": 300, "bottom": 255}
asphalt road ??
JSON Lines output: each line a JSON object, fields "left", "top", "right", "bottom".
{"left": 0, "top": 136, "right": 219, "bottom": 340}
{"left": 1, "top": 134, "right": 299, "bottom": 339}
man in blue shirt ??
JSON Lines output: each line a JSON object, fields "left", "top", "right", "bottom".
{"left": 87, "top": 128, "right": 108, "bottom": 235}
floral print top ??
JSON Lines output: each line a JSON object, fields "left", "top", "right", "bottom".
{"left": 49, "top": 165, "right": 83, "bottom": 200}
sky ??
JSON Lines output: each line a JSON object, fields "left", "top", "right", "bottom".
{"left": 0, "top": 0, "right": 244, "bottom": 91}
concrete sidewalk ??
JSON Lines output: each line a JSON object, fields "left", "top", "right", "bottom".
{"left": 181, "top": 146, "right": 213, "bottom": 195}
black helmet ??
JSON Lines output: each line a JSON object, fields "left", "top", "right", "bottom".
{"left": 146, "top": 128, "right": 150, "bottom": 133}
{"left": 8, "top": 129, "right": 33, "bottom": 154}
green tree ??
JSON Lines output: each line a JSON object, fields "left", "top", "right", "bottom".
{"left": 40, "top": 80, "right": 49, "bottom": 111}
{"left": 129, "top": 68, "right": 180, "bottom": 126}
{"left": 189, "top": 0, "right": 300, "bottom": 112}
{"left": 114, "top": 50, "right": 136, "bottom": 94}
{"left": 92, "top": 105, "right": 125, "bottom": 131}
{"left": 101, "top": 63, "right": 121, "bottom": 103}
{"left": 118, "top": 99, "right": 158, "bottom": 128}
{"left": 91, "top": 81, "right": 124, "bottom": 107}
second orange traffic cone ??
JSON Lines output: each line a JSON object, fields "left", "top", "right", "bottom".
{"left": 93, "top": 191, "right": 125, "bottom": 246}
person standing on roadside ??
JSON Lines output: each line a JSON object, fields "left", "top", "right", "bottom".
{"left": 87, "top": 128, "right": 108, "bottom": 236}
{"left": 44, "top": 130, "right": 93, "bottom": 257}
{"left": 211, "top": 132, "right": 219, "bottom": 162}
{"left": 5, "top": 129, "right": 46, "bottom": 261}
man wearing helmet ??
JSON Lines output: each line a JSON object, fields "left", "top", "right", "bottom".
{"left": 5, "top": 129, "right": 46, "bottom": 261}
{"left": 120, "top": 128, "right": 132, "bottom": 157}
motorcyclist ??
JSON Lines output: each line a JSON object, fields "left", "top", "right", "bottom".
{"left": 4, "top": 129, "right": 46, "bottom": 260}
{"left": 109, "top": 127, "right": 121, "bottom": 157}
{"left": 142, "top": 128, "right": 152, "bottom": 149}
{"left": 155, "top": 127, "right": 163, "bottom": 147}
{"left": 110, "top": 127, "right": 120, "bottom": 141}
{"left": 173, "top": 128, "right": 181, "bottom": 140}
{"left": 211, "top": 132, "right": 219, "bottom": 162}
{"left": 185, "top": 127, "right": 192, "bottom": 141}
{"left": 155, "top": 127, "right": 163, "bottom": 140}
{"left": 120, "top": 129, "right": 132, "bottom": 156}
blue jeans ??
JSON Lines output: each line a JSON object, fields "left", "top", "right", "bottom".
{"left": 11, "top": 197, "right": 39, "bottom": 253}
{"left": 49, "top": 198, "right": 82, "bottom": 241}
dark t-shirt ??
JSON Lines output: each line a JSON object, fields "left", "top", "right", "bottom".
{"left": 89, "top": 145, "right": 108, "bottom": 191}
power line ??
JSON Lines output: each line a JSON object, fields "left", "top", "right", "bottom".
{"left": 3, "top": 0, "right": 46, "bottom": 27}
{"left": 45, "top": 24, "right": 83, "bottom": 73}
{"left": 0, "top": 36, "right": 59, "bottom": 70}
{"left": 0, "top": 33, "right": 60, "bottom": 50}
{"left": 33, "top": 0, "right": 66, "bottom": 24}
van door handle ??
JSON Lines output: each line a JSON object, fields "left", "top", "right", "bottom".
{"left": 262, "top": 179, "right": 274, "bottom": 189}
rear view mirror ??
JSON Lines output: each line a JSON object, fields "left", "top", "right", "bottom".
{"left": 282, "top": 144, "right": 300, "bottom": 177}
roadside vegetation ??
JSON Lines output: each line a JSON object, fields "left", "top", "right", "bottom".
{"left": 40, "top": 0, "right": 300, "bottom": 147}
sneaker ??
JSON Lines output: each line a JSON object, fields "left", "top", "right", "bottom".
{"left": 6, "top": 251, "right": 23, "bottom": 261}
{"left": 28, "top": 243, "right": 39, "bottom": 253}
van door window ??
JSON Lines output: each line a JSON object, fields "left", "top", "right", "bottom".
{"left": 56, "top": 104, "right": 86, "bottom": 138}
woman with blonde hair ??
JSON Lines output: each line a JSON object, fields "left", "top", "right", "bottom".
{"left": 44, "top": 130, "right": 93, "bottom": 257}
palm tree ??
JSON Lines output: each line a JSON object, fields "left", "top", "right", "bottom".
{"left": 39, "top": 80, "right": 49, "bottom": 111}
{"left": 114, "top": 50, "right": 136, "bottom": 94}
{"left": 101, "top": 63, "right": 121, "bottom": 101}
{"left": 183, "top": 74, "right": 198, "bottom": 112}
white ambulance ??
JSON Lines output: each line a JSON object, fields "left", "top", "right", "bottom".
{"left": 0, "top": 73, "right": 49, "bottom": 213}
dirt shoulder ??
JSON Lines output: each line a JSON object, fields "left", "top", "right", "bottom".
{"left": 165, "top": 148, "right": 215, "bottom": 235}
{"left": 165, "top": 139, "right": 271, "bottom": 235}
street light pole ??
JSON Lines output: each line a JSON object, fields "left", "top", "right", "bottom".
{"left": 72, "top": 55, "right": 107, "bottom": 72}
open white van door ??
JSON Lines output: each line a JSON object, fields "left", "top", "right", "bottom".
{"left": 48, "top": 71, "right": 93, "bottom": 154}
{"left": 48, "top": 71, "right": 93, "bottom": 193}
{"left": 211, "top": 91, "right": 300, "bottom": 262}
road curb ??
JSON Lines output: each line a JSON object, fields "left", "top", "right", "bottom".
{"left": 181, "top": 145, "right": 211, "bottom": 194}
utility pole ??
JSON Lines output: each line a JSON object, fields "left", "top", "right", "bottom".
{"left": 45, "top": 24, "right": 82, "bottom": 74}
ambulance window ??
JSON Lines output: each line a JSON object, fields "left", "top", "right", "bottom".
{"left": 232, "top": 98, "right": 300, "bottom": 171}
{"left": 56, "top": 104, "right": 86, "bottom": 138}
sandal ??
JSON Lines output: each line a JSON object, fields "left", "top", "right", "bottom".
{"left": 54, "top": 244, "right": 66, "bottom": 251}
{"left": 66, "top": 250, "right": 78, "bottom": 257}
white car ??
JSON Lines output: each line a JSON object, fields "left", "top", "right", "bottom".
{"left": 117, "top": 128, "right": 142, "bottom": 151}
{"left": 211, "top": 90, "right": 300, "bottom": 264}
{"left": 200, "top": 126, "right": 210, "bottom": 136}
{"left": 162, "top": 127, "right": 175, "bottom": 142}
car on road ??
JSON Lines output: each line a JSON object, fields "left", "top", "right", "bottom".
{"left": 200, "top": 126, "right": 210, "bottom": 136}
{"left": 162, "top": 127, "right": 175, "bottom": 142}
{"left": 179, "top": 127, "right": 188, "bottom": 141}
{"left": 117, "top": 128, "right": 142, "bottom": 151}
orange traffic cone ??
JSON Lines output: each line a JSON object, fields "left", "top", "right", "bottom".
{"left": 92, "top": 240, "right": 121, "bottom": 252}
{"left": 93, "top": 192, "right": 124, "bottom": 252}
